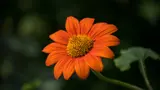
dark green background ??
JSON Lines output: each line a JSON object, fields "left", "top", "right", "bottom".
{"left": 0, "top": 0, "right": 160, "bottom": 90}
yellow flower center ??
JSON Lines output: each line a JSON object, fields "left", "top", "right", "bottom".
{"left": 67, "top": 35, "right": 93, "bottom": 57}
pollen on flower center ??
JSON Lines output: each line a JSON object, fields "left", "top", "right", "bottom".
{"left": 67, "top": 35, "right": 93, "bottom": 57}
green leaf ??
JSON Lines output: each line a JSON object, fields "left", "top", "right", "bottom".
{"left": 21, "top": 79, "right": 41, "bottom": 90}
{"left": 138, "top": 1, "right": 160, "bottom": 25}
{"left": 114, "top": 47, "right": 160, "bottom": 71}
{"left": 18, "top": 14, "right": 47, "bottom": 37}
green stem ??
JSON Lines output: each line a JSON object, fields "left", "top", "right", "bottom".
{"left": 92, "top": 70, "right": 144, "bottom": 90}
{"left": 139, "top": 60, "right": 153, "bottom": 90}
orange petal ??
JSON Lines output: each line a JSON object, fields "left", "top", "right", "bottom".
{"left": 84, "top": 53, "right": 103, "bottom": 72}
{"left": 94, "top": 35, "right": 120, "bottom": 46}
{"left": 63, "top": 58, "right": 75, "bottom": 80}
{"left": 45, "top": 52, "right": 67, "bottom": 66}
{"left": 90, "top": 44, "right": 114, "bottom": 59}
{"left": 95, "top": 24, "right": 118, "bottom": 39}
{"left": 88, "top": 23, "right": 106, "bottom": 38}
{"left": 80, "top": 18, "right": 94, "bottom": 34}
{"left": 54, "top": 56, "right": 71, "bottom": 80}
{"left": 88, "top": 23, "right": 117, "bottom": 39}
{"left": 75, "top": 57, "right": 90, "bottom": 79}
{"left": 65, "top": 16, "right": 80, "bottom": 35}
{"left": 45, "top": 45, "right": 66, "bottom": 66}
{"left": 42, "top": 43, "right": 66, "bottom": 53}
{"left": 49, "top": 30, "right": 69, "bottom": 44}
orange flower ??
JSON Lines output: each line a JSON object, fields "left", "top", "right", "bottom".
{"left": 42, "top": 16, "right": 120, "bottom": 80}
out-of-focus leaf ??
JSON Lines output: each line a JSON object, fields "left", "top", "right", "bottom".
{"left": 114, "top": 47, "right": 160, "bottom": 71}
{"left": 40, "top": 80, "right": 63, "bottom": 90}
{"left": 1, "top": 57, "right": 13, "bottom": 79}
{"left": 7, "top": 36, "right": 40, "bottom": 57}
{"left": 139, "top": 1, "right": 160, "bottom": 25}
{"left": 18, "top": 14, "right": 47, "bottom": 37}
{"left": 21, "top": 79, "right": 41, "bottom": 90}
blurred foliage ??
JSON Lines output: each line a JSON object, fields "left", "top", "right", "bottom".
{"left": 1, "top": 58, "right": 13, "bottom": 79}
{"left": 1, "top": 0, "right": 160, "bottom": 90}
{"left": 18, "top": 14, "right": 48, "bottom": 38}
{"left": 114, "top": 47, "right": 160, "bottom": 71}
{"left": 39, "top": 80, "right": 63, "bottom": 90}
{"left": 21, "top": 79, "right": 41, "bottom": 90}
{"left": 139, "top": 1, "right": 160, "bottom": 25}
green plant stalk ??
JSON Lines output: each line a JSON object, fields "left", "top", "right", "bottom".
{"left": 139, "top": 60, "right": 153, "bottom": 90}
{"left": 92, "top": 70, "right": 144, "bottom": 90}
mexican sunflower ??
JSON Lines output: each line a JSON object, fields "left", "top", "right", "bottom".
{"left": 42, "top": 16, "right": 120, "bottom": 80}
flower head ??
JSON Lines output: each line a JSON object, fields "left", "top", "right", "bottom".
{"left": 42, "top": 16, "right": 120, "bottom": 80}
